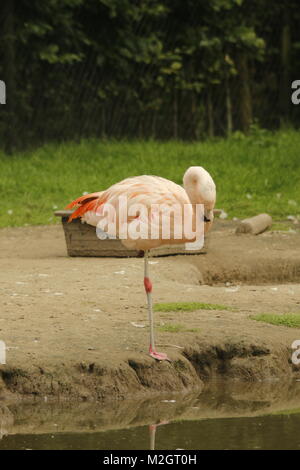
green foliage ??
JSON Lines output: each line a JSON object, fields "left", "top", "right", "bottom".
{"left": 2, "top": 0, "right": 298, "bottom": 147}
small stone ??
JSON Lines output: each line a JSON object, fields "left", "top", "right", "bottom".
{"left": 219, "top": 210, "right": 228, "bottom": 220}
{"left": 288, "top": 200, "right": 297, "bottom": 206}
{"left": 131, "top": 322, "right": 146, "bottom": 328}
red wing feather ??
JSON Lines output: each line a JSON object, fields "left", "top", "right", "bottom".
{"left": 65, "top": 192, "right": 101, "bottom": 209}
{"left": 66, "top": 191, "right": 104, "bottom": 222}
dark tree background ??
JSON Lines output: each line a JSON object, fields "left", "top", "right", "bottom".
{"left": 0, "top": 0, "right": 300, "bottom": 152}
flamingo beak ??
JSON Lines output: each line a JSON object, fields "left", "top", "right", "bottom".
{"left": 203, "top": 209, "right": 211, "bottom": 223}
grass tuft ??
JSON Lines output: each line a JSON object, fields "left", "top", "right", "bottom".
{"left": 269, "top": 408, "right": 300, "bottom": 416}
{"left": 154, "top": 302, "right": 232, "bottom": 312}
{"left": 158, "top": 323, "right": 200, "bottom": 333}
{"left": 269, "top": 222, "right": 293, "bottom": 232}
{"left": 251, "top": 313, "right": 300, "bottom": 328}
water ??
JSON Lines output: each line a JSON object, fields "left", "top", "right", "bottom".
{"left": 1, "top": 380, "right": 300, "bottom": 450}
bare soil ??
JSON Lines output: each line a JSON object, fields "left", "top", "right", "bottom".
{"left": 0, "top": 220, "right": 300, "bottom": 401}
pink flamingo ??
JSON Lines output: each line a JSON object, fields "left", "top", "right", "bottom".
{"left": 66, "top": 166, "right": 216, "bottom": 362}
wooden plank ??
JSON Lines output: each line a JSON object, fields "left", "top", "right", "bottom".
{"left": 55, "top": 210, "right": 208, "bottom": 257}
{"left": 55, "top": 209, "right": 221, "bottom": 218}
{"left": 67, "top": 247, "right": 206, "bottom": 258}
{"left": 66, "top": 238, "right": 206, "bottom": 257}
{"left": 55, "top": 210, "right": 73, "bottom": 217}
{"left": 236, "top": 213, "right": 272, "bottom": 235}
{"left": 68, "top": 249, "right": 138, "bottom": 258}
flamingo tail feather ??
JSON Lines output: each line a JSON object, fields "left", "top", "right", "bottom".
{"left": 66, "top": 192, "right": 104, "bottom": 222}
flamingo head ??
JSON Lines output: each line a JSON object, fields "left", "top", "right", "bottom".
{"left": 183, "top": 166, "right": 216, "bottom": 228}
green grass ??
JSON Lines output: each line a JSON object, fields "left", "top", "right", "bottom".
{"left": 269, "top": 408, "right": 300, "bottom": 416}
{"left": 158, "top": 323, "right": 200, "bottom": 333}
{"left": 154, "top": 302, "right": 233, "bottom": 312}
{"left": 269, "top": 222, "right": 292, "bottom": 232}
{"left": 251, "top": 313, "right": 300, "bottom": 328}
{"left": 1, "top": 129, "right": 300, "bottom": 227}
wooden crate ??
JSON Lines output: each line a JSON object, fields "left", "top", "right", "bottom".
{"left": 55, "top": 210, "right": 208, "bottom": 257}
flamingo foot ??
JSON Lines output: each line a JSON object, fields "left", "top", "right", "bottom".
{"left": 149, "top": 346, "right": 171, "bottom": 362}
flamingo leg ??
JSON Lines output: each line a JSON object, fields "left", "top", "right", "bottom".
{"left": 144, "top": 250, "right": 170, "bottom": 362}
{"left": 149, "top": 421, "right": 169, "bottom": 450}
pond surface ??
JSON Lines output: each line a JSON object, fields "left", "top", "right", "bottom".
{"left": 1, "top": 380, "right": 300, "bottom": 450}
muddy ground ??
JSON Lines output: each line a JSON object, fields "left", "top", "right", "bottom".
{"left": 0, "top": 219, "right": 300, "bottom": 401}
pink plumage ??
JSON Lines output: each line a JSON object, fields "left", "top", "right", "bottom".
{"left": 66, "top": 167, "right": 216, "bottom": 361}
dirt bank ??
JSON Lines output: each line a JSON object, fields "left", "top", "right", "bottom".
{"left": 0, "top": 220, "right": 300, "bottom": 401}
